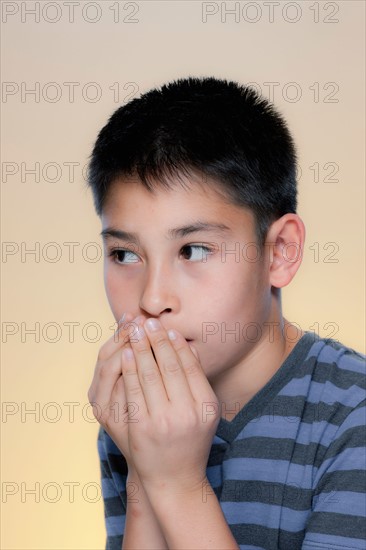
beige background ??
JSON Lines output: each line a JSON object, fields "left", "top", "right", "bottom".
{"left": 1, "top": 1, "right": 365, "bottom": 548}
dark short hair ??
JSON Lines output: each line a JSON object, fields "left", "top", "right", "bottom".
{"left": 86, "top": 76, "right": 298, "bottom": 246}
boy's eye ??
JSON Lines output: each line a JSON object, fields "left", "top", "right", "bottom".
{"left": 107, "top": 244, "right": 213, "bottom": 265}
{"left": 108, "top": 249, "right": 139, "bottom": 264}
{"left": 180, "top": 245, "right": 213, "bottom": 261}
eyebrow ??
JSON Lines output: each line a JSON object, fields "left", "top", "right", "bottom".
{"left": 100, "top": 221, "right": 232, "bottom": 243}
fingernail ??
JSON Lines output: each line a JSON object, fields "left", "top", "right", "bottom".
{"left": 136, "top": 325, "right": 145, "bottom": 340}
{"left": 146, "top": 318, "right": 160, "bottom": 331}
{"left": 122, "top": 347, "right": 134, "bottom": 361}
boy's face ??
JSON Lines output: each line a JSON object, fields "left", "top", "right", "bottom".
{"left": 101, "top": 176, "right": 272, "bottom": 381}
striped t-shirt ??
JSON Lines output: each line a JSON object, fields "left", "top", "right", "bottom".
{"left": 97, "top": 331, "right": 366, "bottom": 549}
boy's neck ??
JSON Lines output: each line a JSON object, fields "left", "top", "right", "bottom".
{"left": 209, "top": 316, "right": 304, "bottom": 422}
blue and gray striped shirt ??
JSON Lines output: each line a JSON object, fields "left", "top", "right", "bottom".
{"left": 97, "top": 331, "right": 366, "bottom": 549}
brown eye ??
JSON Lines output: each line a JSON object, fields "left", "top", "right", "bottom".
{"left": 108, "top": 249, "right": 139, "bottom": 264}
{"left": 180, "top": 245, "right": 213, "bottom": 261}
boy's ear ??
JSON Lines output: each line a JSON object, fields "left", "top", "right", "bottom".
{"left": 266, "top": 213, "right": 305, "bottom": 288}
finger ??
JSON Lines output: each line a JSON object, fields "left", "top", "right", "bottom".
{"left": 143, "top": 319, "right": 193, "bottom": 403}
{"left": 108, "top": 373, "right": 129, "bottom": 425}
{"left": 89, "top": 342, "right": 131, "bottom": 419}
{"left": 88, "top": 315, "right": 146, "bottom": 409}
{"left": 97, "top": 312, "right": 140, "bottom": 362}
{"left": 120, "top": 345, "right": 148, "bottom": 418}
{"left": 128, "top": 322, "right": 169, "bottom": 413}
{"left": 166, "top": 329, "right": 218, "bottom": 405}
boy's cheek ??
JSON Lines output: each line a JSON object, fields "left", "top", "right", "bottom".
{"left": 104, "top": 279, "right": 136, "bottom": 321}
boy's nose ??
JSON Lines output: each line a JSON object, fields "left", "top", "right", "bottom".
{"left": 138, "top": 266, "right": 179, "bottom": 317}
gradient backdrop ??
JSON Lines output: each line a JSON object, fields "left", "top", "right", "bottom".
{"left": 1, "top": 1, "right": 365, "bottom": 548}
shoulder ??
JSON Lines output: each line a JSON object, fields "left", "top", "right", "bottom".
{"left": 300, "top": 336, "right": 365, "bottom": 455}
{"left": 276, "top": 332, "right": 365, "bottom": 411}
{"left": 275, "top": 333, "right": 366, "bottom": 433}
{"left": 300, "top": 339, "right": 366, "bottom": 547}
{"left": 301, "top": 334, "right": 365, "bottom": 405}
{"left": 306, "top": 334, "right": 365, "bottom": 372}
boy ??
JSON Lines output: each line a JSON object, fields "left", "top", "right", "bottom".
{"left": 86, "top": 76, "right": 366, "bottom": 550}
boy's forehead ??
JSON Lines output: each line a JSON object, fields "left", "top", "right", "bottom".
{"left": 106, "top": 173, "right": 224, "bottom": 200}
{"left": 105, "top": 174, "right": 237, "bottom": 212}
{"left": 102, "top": 175, "right": 256, "bottom": 237}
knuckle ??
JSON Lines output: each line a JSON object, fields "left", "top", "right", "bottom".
{"left": 98, "top": 361, "right": 112, "bottom": 379}
{"left": 162, "top": 360, "right": 181, "bottom": 374}
{"left": 122, "top": 365, "right": 142, "bottom": 395}
{"left": 126, "top": 382, "right": 143, "bottom": 397}
{"left": 99, "top": 357, "right": 124, "bottom": 379}
{"left": 174, "top": 342, "right": 186, "bottom": 354}
{"left": 141, "top": 368, "right": 160, "bottom": 384}
{"left": 96, "top": 339, "right": 111, "bottom": 362}
{"left": 97, "top": 347, "right": 107, "bottom": 362}
{"left": 153, "top": 335, "right": 168, "bottom": 350}
{"left": 90, "top": 402, "right": 103, "bottom": 422}
{"left": 183, "top": 360, "right": 200, "bottom": 376}
{"left": 134, "top": 344, "right": 151, "bottom": 356}
{"left": 122, "top": 364, "right": 136, "bottom": 376}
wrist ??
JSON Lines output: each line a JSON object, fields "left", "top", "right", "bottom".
{"left": 140, "top": 479, "right": 239, "bottom": 550}
{"left": 143, "top": 475, "right": 210, "bottom": 503}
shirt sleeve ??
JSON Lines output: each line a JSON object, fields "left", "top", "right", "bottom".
{"left": 97, "top": 426, "right": 128, "bottom": 550}
{"left": 302, "top": 398, "right": 366, "bottom": 549}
